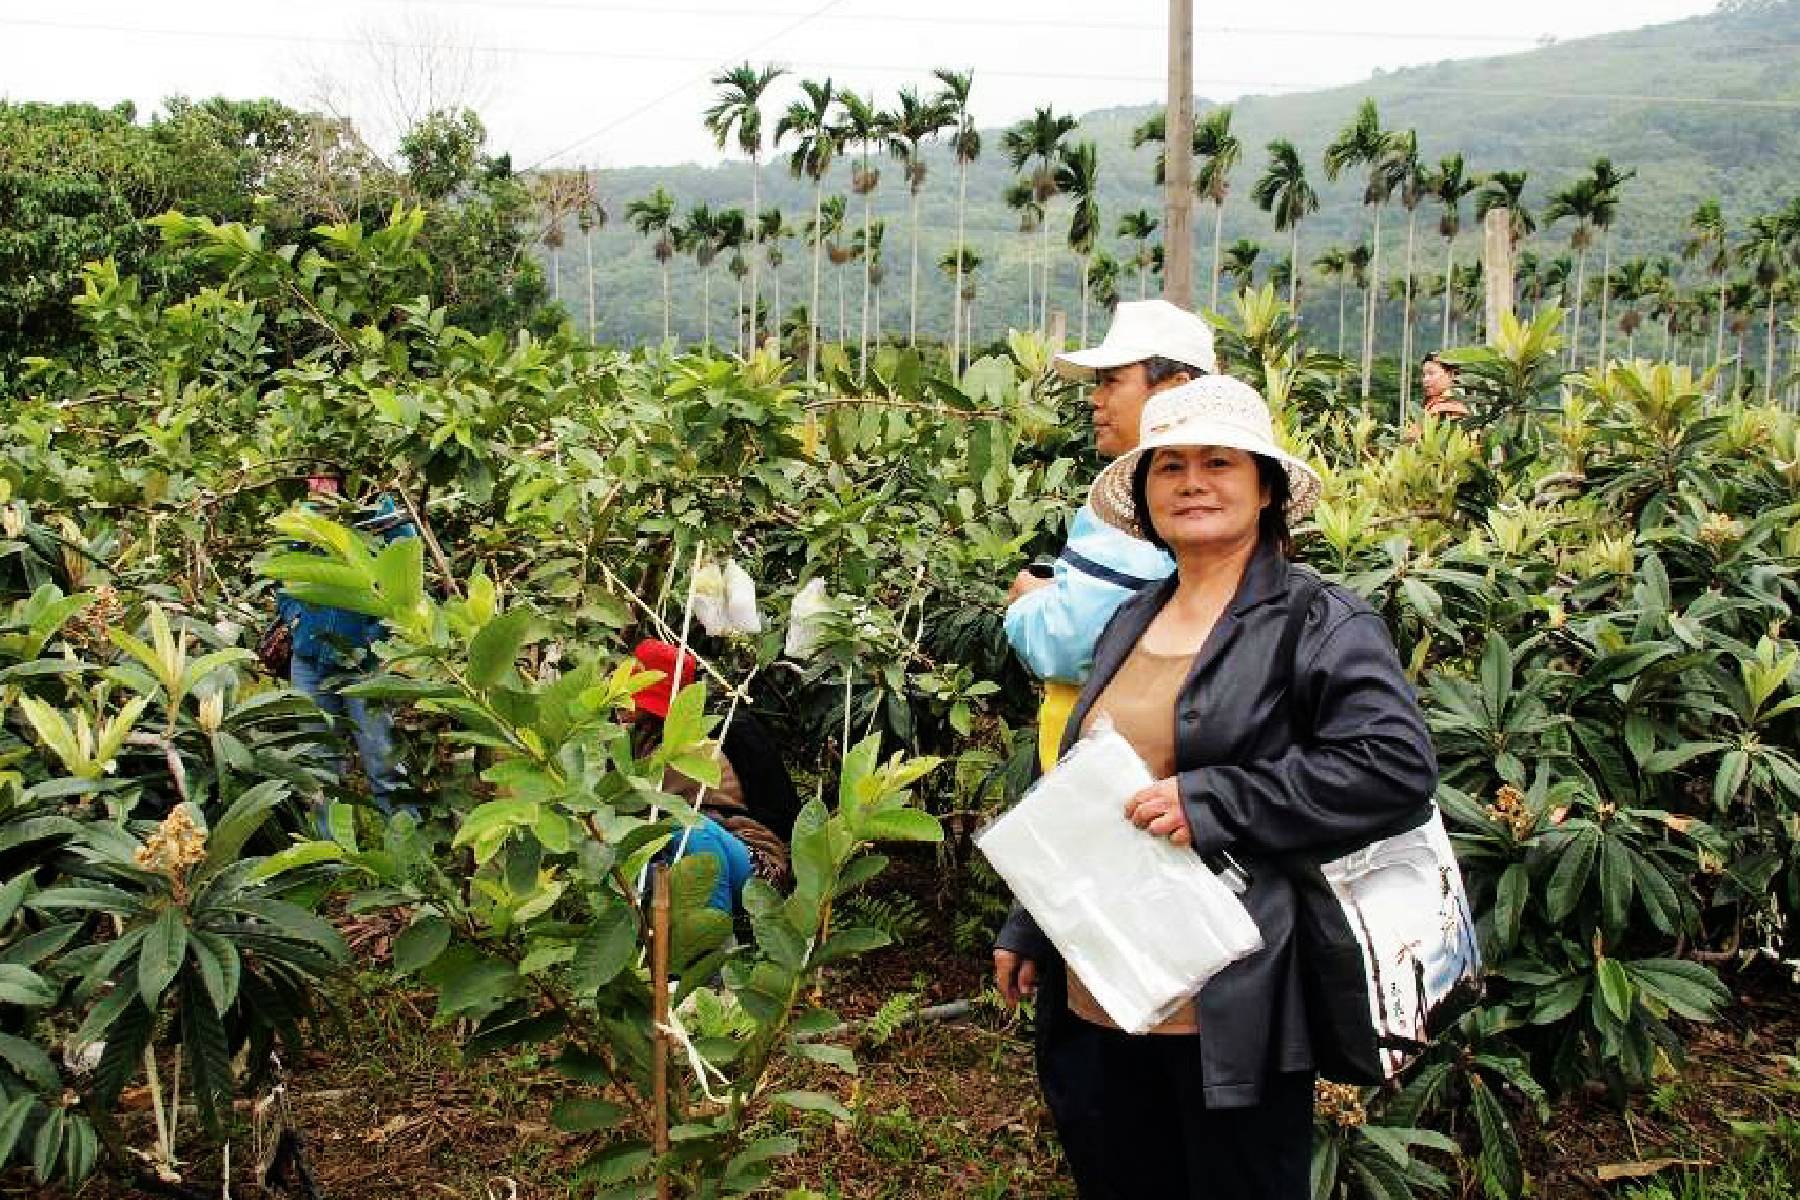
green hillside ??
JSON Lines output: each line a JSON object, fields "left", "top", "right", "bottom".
{"left": 564, "top": 0, "right": 1800, "bottom": 351}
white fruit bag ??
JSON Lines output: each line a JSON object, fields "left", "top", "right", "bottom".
{"left": 977, "top": 726, "right": 1264, "bottom": 1033}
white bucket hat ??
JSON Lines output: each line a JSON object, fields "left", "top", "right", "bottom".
{"left": 1089, "top": 374, "right": 1323, "bottom": 538}
{"left": 1052, "top": 299, "right": 1217, "bottom": 381}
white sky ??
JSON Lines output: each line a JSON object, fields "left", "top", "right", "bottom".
{"left": 0, "top": 0, "right": 1722, "bottom": 169}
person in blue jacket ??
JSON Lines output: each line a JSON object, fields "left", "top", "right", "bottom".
{"left": 1005, "top": 299, "right": 1218, "bottom": 772}
{"left": 276, "top": 470, "right": 416, "bottom": 820}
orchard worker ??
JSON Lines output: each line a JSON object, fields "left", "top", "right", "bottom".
{"left": 1419, "top": 352, "right": 1470, "bottom": 420}
{"left": 997, "top": 375, "right": 1438, "bottom": 1198}
{"left": 276, "top": 469, "right": 416, "bottom": 823}
{"left": 1004, "top": 299, "right": 1216, "bottom": 773}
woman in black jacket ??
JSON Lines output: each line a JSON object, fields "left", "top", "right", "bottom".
{"left": 992, "top": 374, "right": 1438, "bottom": 1199}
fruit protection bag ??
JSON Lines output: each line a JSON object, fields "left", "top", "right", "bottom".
{"left": 977, "top": 724, "right": 1263, "bottom": 1033}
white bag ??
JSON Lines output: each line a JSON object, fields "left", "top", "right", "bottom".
{"left": 1316, "top": 809, "right": 1483, "bottom": 1079}
{"left": 977, "top": 728, "right": 1263, "bottom": 1033}
{"left": 783, "top": 578, "right": 832, "bottom": 660}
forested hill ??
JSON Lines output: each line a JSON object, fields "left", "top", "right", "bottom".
{"left": 573, "top": 0, "right": 1800, "bottom": 346}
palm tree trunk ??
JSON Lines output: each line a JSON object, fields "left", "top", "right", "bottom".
{"left": 1139, "top": 261, "right": 1148, "bottom": 301}
{"left": 749, "top": 154, "right": 761, "bottom": 344}
{"left": 953, "top": 158, "right": 967, "bottom": 372}
{"left": 1399, "top": 207, "right": 1418, "bottom": 421}
{"left": 662, "top": 261, "right": 672, "bottom": 347}
{"left": 736, "top": 276, "right": 747, "bottom": 356}
{"left": 1441, "top": 237, "right": 1455, "bottom": 351}
{"left": 1079, "top": 252, "right": 1091, "bottom": 344}
{"left": 772, "top": 261, "right": 783, "bottom": 351}
{"left": 1209, "top": 200, "right": 1225, "bottom": 310}
{"left": 838, "top": 265, "right": 848, "bottom": 346}
{"left": 1023, "top": 234, "right": 1035, "bottom": 330}
{"left": 1337, "top": 277, "right": 1347, "bottom": 357}
{"left": 1765, "top": 293, "right": 1778, "bottom": 405}
{"left": 1597, "top": 230, "right": 1612, "bottom": 365}
{"left": 1734, "top": 328, "right": 1746, "bottom": 398}
{"left": 584, "top": 230, "right": 596, "bottom": 340}
{"left": 909, "top": 186, "right": 922, "bottom": 348}
{"left": 1040, "top": 214, "right": 1053, "bottom": 335}
{"left": 1362, "top": 202, "right": 1382, "bottom": 404}
{"left": 860, "top": 171, "right": 873, "bottom": 381}
{"left": 1713, "top": 276, "right": 1728, "bottom": 378}
{"left": 702, "top": 268, "right": 713, "bottom": 352}
{"left": 1570, "top": 247, "right": 1588, "bottom": 369}
{"left": 1288, "top": 223, "right": 1301, "bottom": 315}
{"left": 808, "top": 178, "right": 824, "bottom": 382}
{"left": 550, "top": 245, "right": 561, "bottom": 303}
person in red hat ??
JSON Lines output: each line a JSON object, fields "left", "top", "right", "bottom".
{"left": 627, "top": 639, "right": 797, "bottom": 906}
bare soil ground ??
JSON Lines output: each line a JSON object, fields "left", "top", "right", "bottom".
{"left": 18, "top": 854, "right": 1800, "bottom": 1199}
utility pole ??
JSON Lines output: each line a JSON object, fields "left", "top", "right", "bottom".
{"left": 1483, "top": 207, "right": 1514, "bottom": 345}
{"left": 1164, "top": 0, "right": 1195, "bottom": 309}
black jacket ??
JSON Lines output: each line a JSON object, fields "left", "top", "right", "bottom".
{"left": 996, "top": 539, "right": 1438, "bottom": 1108}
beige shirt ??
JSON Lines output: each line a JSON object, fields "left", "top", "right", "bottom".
{"left": 1067, "top": 645, "right": 1199, "bottom": 1035}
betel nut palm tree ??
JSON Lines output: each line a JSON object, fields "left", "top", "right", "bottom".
{"left": 1313, "top": 245, "right": 1351, "bottom": 356}
{"left": 1682, "top": 197, "right": 1731, "bottom": 374}
{"left": 1054, "top": 139, "right": 1102, "bottom": 343}
{"left": 1252, "top": 138, "right": 1318, "bottom": 314}
{"left": 1005, "top": 177, "right": 1045, "bottom": 330}
{"left": 625, "top": 187, "right": 677, "bottom": 346}
{"left": 939, "top": 244, "right": 982, "bottom": 359}
{"left": 887, "top": 86, "right": 954, "bottom": 349}
{"left": 704, "top": 62, "right": 786, "bottom": 346}
{"left": 1386, "top": 130, "right": 1428, "bottom": 417}
{"left": 676, "top": 202, "right": 721, "bottom": 352}
{"left": 1003, "top": 106, "right": 1077, "bottom": 336}
{"left": 1545, "top": 175, "right": 1603, "bottom": 367}
{"left": 932, "top": 67, "right": 980, "bottom": 372}
{"left": 1195, "top": 107, "right": 1242, "bottom": 311}
{"left": 1324, "top": 98, "right": 1397, "bottom": 403}
{"left": 1587, "top": 157, "right": 1637, "bottom": 365}
{"left": 1223, "top": 238, "right": 1261, "bottom": 294}
{"left": 1117, "top": 209, "right": 1159, "bottom": 301}
{"left": 1429, "top": 153, "right": 1479, "bottom": 350}
{"left": 834, "top": 90, "right": 888, "bottom": 373}
{"left": 774, "top": 76, "right": 836, "bottom": 381}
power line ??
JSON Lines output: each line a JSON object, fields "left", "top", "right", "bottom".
{"left": 344, "top": 0, "right": 1557, "bottom": 44}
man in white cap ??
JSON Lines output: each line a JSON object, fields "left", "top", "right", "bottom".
{"left": 1005, "top": 298, "right": 1217, "bottom": 772}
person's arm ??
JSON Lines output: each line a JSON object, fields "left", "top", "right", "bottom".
{"left": 1179, "top": 607, "right": 1438, "bottom": 859}
{"left": 1004, "top": 508, "right": 1171, "bottom": 682}
{"left": 993, "top": 904, "right": 1054, "bottom": 1006}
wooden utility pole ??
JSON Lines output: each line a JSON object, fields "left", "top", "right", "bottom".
{"left": 1163, "top": 0, "right": 1195, "bottom": 309}
{"left": 1483, "top": 207, "right": 1514, "bottom": 345}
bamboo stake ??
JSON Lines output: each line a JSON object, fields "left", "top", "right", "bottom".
{"left": 650, "top": 864, "right": 673, "bottom": 1200}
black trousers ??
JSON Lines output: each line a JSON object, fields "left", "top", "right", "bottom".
{"left": 1043, "top": 1018, "right": 1314, "bottom": 1200}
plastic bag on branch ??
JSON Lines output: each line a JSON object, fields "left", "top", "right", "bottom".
{"left": 690, "top": 558, "right": 761, "bottom": 637}
{"left": 784, "top": 578, "right": 832, "bottom": 660}
{"left": 977, "top": 725, "right": 1263, "bottom": 1033}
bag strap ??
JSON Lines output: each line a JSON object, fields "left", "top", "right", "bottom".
{"left": 1278, "top": 565, "right": 1327, "bottom": 741}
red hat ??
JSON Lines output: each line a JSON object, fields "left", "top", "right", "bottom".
{"left": 629, "top": 639, "right": 697, "bottom": 719}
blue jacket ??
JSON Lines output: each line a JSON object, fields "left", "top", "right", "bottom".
{"left": 1003, "top": 504, "right": 1174, "bottom": 684}
{"left": 277, "top": 496, "right": 417, "bottom": 666}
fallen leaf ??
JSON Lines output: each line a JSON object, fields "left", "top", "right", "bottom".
{"left": 1596, "top": 1158, "right": 1710, "bottom": 1182}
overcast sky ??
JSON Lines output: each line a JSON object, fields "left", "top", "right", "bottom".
{"left": 1, "top": 0, "right": 1722, "bottom": 169}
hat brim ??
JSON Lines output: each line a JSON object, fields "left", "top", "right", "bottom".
{"left": 1089, "top": 426, "right": 1324, "bottom": 539}
{"left": 1051, "top": 343, "right": 1157, "bottom": 382}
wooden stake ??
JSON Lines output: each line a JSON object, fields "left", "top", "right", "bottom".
{"left": 651, "top": 863, "right": 672, "bottom": 1200}
{"left": 1163, "top": 0, "right": 1195, "bottom": 309}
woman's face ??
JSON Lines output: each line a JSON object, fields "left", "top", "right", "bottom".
{"left": 1145, "top": 446, "right": 1270, "bottom": 554}
{"left": 1421, "top": 359, "right": 1453, "bottom": 401}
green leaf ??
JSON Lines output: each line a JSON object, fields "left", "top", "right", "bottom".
{"left": 1623, "top": 958, "right": 1729, "bottom": 1021}
{"left": 0, "top": 875, "right": 32, "bottom": 928}
{"left": 1545, "top": 826, "right": 1598, "bottom": 922}
{"left": 0, "top": 1096, "right": 34, "bottom": 1169}
{"left": 0, "top": 1031, "right": 58, "bottom": 1090}
{"left": 0, "top": 963, "right": 53, "bottom": 1007}
{"left": 816, "top": 927, "right": 891, "bottom": 965}
{"left": 1493, "top": 863, "right": 1527, "bottom": 952}
{"left": 392, "top": 914, "right": 453, "bottom": 975}
{"left": 551, "top": 1098, "right": 627, "bottom": 1133}
{"left": 1469, "top": 1078, "right": 1522, "bottom": 1200}
{"left": 191, "top": 931, "right": 241, "bottom": 1015}
{"left": 371, "top": 535, "right": 424, "bottom": 616}
{"left": 432, "top": 953, "right": 520, "bottom": 1019}
{"left": 467, "top": 606, "right": 537, "bottom": 688}
{"left": 793, "top": 1042, "right": 859, "bottom": 1074}
{"left": 248, "top": 840, "right": 346, "bottom": 881}
{"left": 854, "top": 808, "right": 942, "bottom": 844}
{"left": 138, "top": 906, "right": 188, "bottom": 1008}
{"left": 31, "top": 1105, "right": 64, "bottom": 1183}
{"left": 203, "top": 780, "right": 289, "bottom": 872}
{"left": 770, "top": 1089, "right": 852, "bottom": 1122}
{"left": 1596, "top": 957, "right": 1634, "bottom": 1022}
{"left": 1598, "top": 837, "right": 1632, "bottom": 935}
{"left": 571, "top": 906, "right": 638, "bottom": 995}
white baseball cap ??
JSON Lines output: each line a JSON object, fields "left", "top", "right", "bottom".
{"left": 1052, "top": 299, "right": 1218, "bottom": 382}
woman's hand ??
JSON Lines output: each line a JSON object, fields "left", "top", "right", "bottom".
{"left": 993, "top": 948, "right": 1039, "bottom": 1007}
{"left": 1125, "top": 777, "right": 1192, "bottom": 847}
